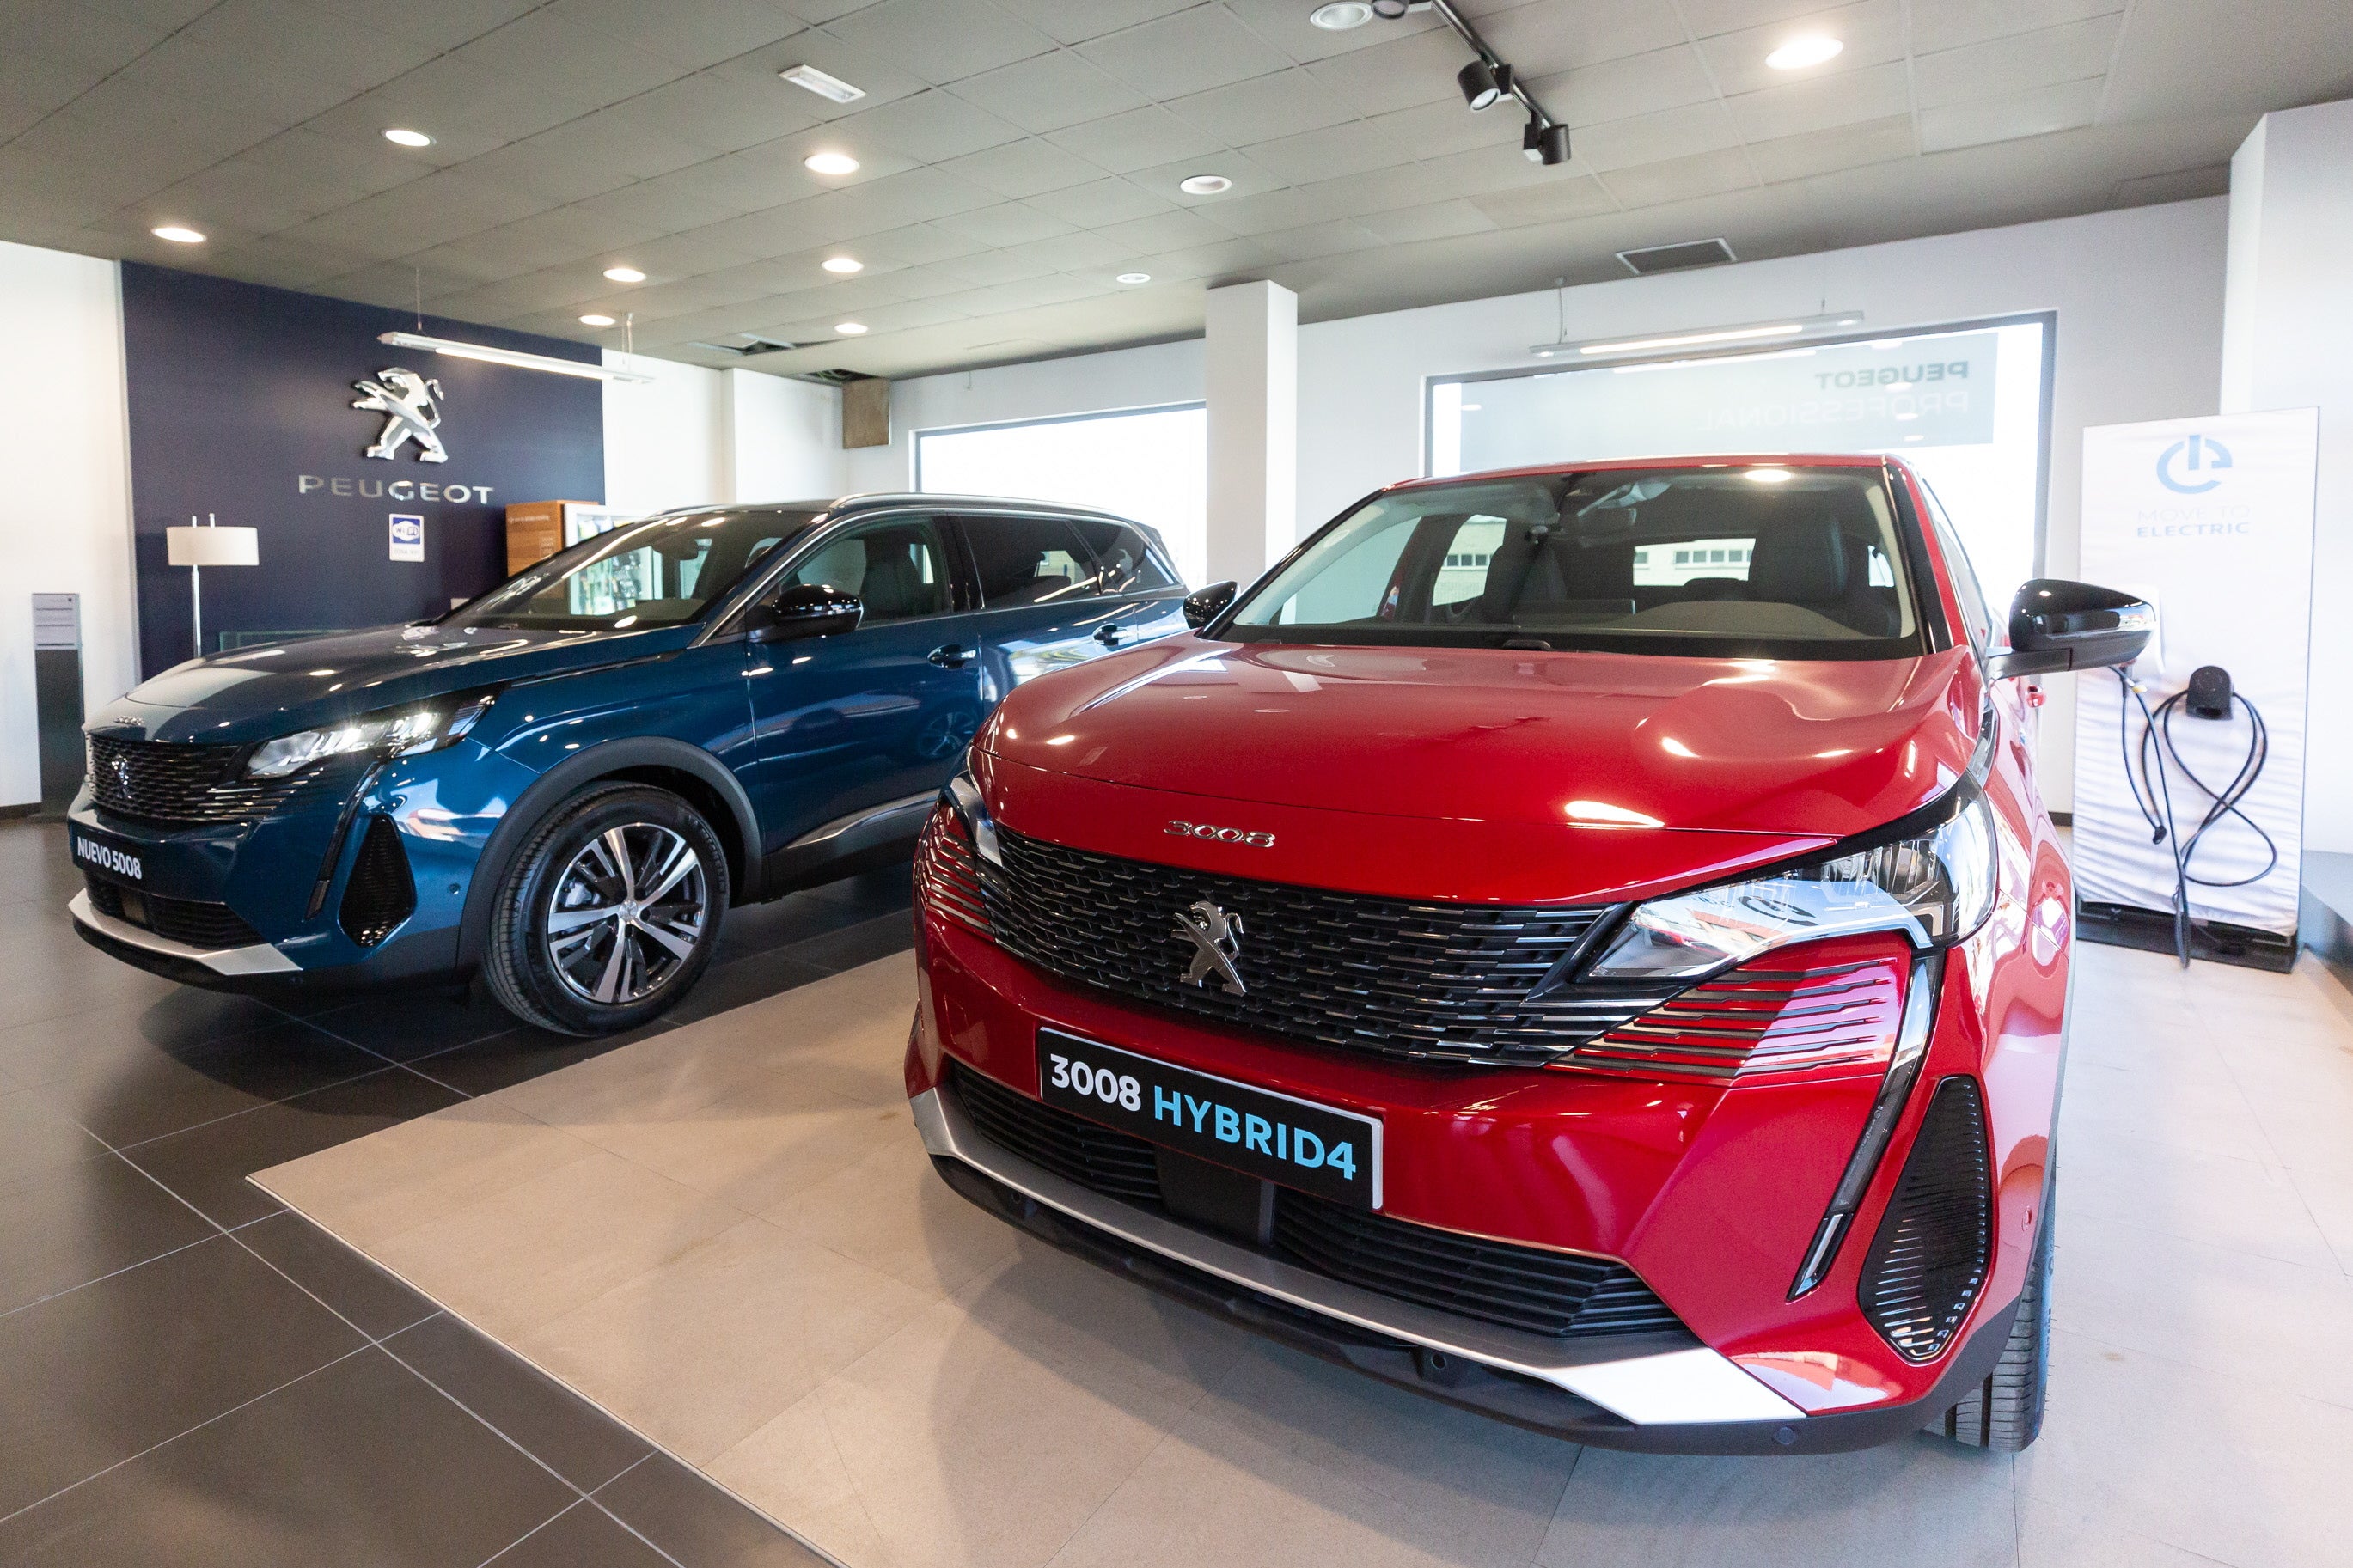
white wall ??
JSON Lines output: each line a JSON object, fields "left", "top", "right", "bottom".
{"left": 600, "top": 351, "right": 727, "bottom": 516}
{"left": 2221, "top": 99, "right": 2353, "bottom": 854}
{"left": 721, "top": 368, "right": 843, "bottom": 504}
{"left": 0, "top": 241, "right": 138, "bottom": 809}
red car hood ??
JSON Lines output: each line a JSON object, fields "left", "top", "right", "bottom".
{"left": 975, "top": 638, "right": 1980, "bottom": 905}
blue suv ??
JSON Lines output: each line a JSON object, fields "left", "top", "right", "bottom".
{"left": 69, "top": 496, "right": 1189, "bottom": 1034}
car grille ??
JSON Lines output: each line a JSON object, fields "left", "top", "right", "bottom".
{"left": 86, "top": 735, "right": 366, "bottom": 825}
{"left": 948, "top": 1064, "right": 1684, "bottom": 1341}
{"left": 920, "top": 812, "right": 1677, "bottom": 1068}
{"left": 83, "top": 874, "right": 264, "bottom": 949}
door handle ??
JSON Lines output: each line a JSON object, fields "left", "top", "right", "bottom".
{"left": 928, "top": 644, "right": 969, "bottom": 668}
{"left": 1093, "top": 624, "right": 1124, "bottom": 647}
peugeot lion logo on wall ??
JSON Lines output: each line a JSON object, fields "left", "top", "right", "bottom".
{"left": 2156, "top": 432, "right": 2232, "bottom": 495}
{"left": 1173, "top": 900, "right": 1249, "bottom": 996}
{"left": 352, "top": 367, "right": 449, "bottom": 463}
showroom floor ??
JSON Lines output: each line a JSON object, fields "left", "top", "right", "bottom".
{"left": 0, "top": 816, "right": 912, "bottom": 1565}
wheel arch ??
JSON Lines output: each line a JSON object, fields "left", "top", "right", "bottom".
{"left": 455, "top": 736, "right": 761, "bottom": 972}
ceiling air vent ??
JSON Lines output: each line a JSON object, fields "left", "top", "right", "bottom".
{"left": 1616, "top": 238, "right": 1737, "bottom": 277}
{"left": 688, "top": 337, "right": 796, "bottom": 357}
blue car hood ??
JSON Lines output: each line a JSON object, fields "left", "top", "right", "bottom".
{"left": 95, "top": 622, "right": 705, "bottom": 745}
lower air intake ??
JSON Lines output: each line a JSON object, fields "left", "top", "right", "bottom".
{"left": 338, "top": 816, "right": 415, "bottom": 947}
{"left": 1858, "top": 1075, "right": 1991, "bottom": 1362}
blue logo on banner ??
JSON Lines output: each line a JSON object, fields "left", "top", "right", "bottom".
{"left": 2156, "top": 433, "right": 2233, "bottom": 494}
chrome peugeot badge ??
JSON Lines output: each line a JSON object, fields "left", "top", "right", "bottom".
{"left": 1173, "top": 900, "right": 1248, "bottom": 996}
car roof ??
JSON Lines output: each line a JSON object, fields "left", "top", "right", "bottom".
{"left": 1386, "top": 453, "right": 1904, "bottom": 494}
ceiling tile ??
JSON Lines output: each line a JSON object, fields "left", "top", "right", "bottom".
{"left": 1187, "top": 181, "right": 1363, "bottom": 238}
{"left": 232, "top": 129, "right": 431, "bottom": 208}
{"left": 1699, "top": 0, "right": 1906, "bottom": 97}
{"left": 552, "top": 0, "right": 806, "bottom": 70}
{"left": 1243, "top": 121, "right": 1421, "bottom": 186}
{"left": 856, "top": 222, "right": 994, "bottom": 263}
{"left": 1167, "top": 69, "right": 1358, "bottom": 146}
{"left": 708, "top": 30, "right": 931, "bottom": 119}
{"left": 620, "top": 73, "right": 820, "bottom": 155}
{"left": 449, "top": 11, "right": 689, "bottom": 108}
{"left": 935, "top": 247, "right": 1061, "bottom": 285}
{"left": 290, "top": 167, "right": 560, "bottom": 254}
{"left": 949, "top": 51, "right": 1149, "bottom": 134}
{"left": 1355, "top": 99, "right": 1524, "bottom": 162}
{"left": 1918, "top": 77, "right": 2103, "bottom": 152}
{"left": 1021, "top": 176, "right": 1173, "bottom": 228}
{"left": 930, "top": 200, "right": 1078, "bottom": 247}
{"left": 143, "top": 160, "right": 331, "bottom": 234}
{"left": 0, "top": 50, "right": 95, "bottom": 141}
{"left": 1598, "top": 146, "right": 1761, "bottom": 209}
{"left": 1042, "top": 105, "right": 1224, "bottom": 174}
{"left": 1357, "top": 198, "right": 1500, "bottom": 243}
{"left": 203, "top": 233, "right": 376, "bottom": 290}
{"left": 1303, "top": 28, "right": 1469, "bottom": 114}
{"left": 1727, "top": 61, "right": 1912, "bottom": 142}
{"left": 937, "top": 137, "right": 1104, "bottom": 198}
{"left": 518, "top": 106, "right": 718, "bottom": 181}
{"left": 108, "top": 38, "right": 358, "bottom": 126}
{"left": 1079, "top": 9, "right": 1293, "bottom": 101}
{"left": 1464, "top": 173, "right": 1617, "bottom": 227}
{"left": 430, "top": 203, "right": 657, "bottom": 278}
{"left": 442, "top": 139, "right": 639, "bottom": 206}
{"left": 181, "top": 0, "right": 434, "bottom": 92}
{"left": 1117, "top": 151, "right": 1289, "bottom": 206}
{"left": 1255, "top": 218, "right": 1385, "bottom": 261}
{"left": 1914, "top": 15, "right": 2125, "bottom": 110}
{"left": 1746, "top": 113, "right": 1917, "bottom": 180}
{"left": 303, "top": 0, "right": 543, "bottom": 52}
{"left": 1525, "top": 46, "right": 1719, "bottom": 130}
{"left": 833, "top": 90, "right": 1026, "bottom": 161}
{"left": 820, "top": 0, "right": 1054, "bottom": 85}
{"left": 573, "top": 173, "right": 763, "bottom": 234}
{"left": 1128, "top": 235, "right": 1280, "bottom": 280}
{"left": 1476, "top": 0, "right": 1688, "bottom": 77}
{"left": 1090, "top": 206, "right": 1233, "bottom": 254}
{"left": 1675, "top": 0, "right": 1846, "bottom": 36}
{"left": 309, "top": 57, "right": 588, "bottom": 158}
{"left": 0, "top": 0, "right": 166, "bottom": 73}
{"left": 657, "top": 149, "right": 829, "bottom": 215}
{"left": 1299, "top": 161, "right": 1461, "bottom": 217}
{"left": 993, "top": 0, "right": 1197, "bottom": 47}
{"left": 1573, "top": 101, "right": 1745, "bottom": 173}
{"left": 1003, "top": 229, "right": 1133, "bottom": 269}
{"left": 1910, "top": 0, "right": 2124, "bottom": 55}
{"left": 2107, "top": 162, "right": 2228, "bottom": 209}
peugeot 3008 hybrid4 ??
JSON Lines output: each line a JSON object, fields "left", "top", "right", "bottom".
{"left": 69, "top": 496, "right": 1187, "bottom": 1034}
{"left": 908, "top": 456, "right": 2153, "bottom": 1454}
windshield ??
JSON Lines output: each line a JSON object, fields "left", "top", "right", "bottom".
{"left": 1225, "top": 465, "right": 1922, "bottom": 657}
{"left": 444, "top": 509, "right": 821, "bottom": 631}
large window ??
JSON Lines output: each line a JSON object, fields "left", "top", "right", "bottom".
{"left": 914, "top": 404, "right": 1204, "bottom": 586}
{"left": 1427, "top": 314, "right": 2052, "bottom": 620}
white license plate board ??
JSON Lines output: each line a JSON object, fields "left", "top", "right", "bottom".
{"left": 1036, "top": 1028, "right": 1382, "bottom": 1209}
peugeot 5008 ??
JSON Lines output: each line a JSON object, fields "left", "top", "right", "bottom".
{"left": 907, "top": 457, "right": 2151, "bottom": 1453}
{"left": 69, "top": 496, "right": 1187, "bottom": 1034}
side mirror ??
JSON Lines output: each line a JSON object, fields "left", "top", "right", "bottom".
{"left": 1984, "top": 578, "right": 2154, "bottom": 679}
{"left": 1183, "top": 580, "right": 1238, "bottom": 630}
{"left": 749, "top": 583, "right": 862, "bottom": 644}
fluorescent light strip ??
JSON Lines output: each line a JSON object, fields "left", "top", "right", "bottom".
{"left": 1534, "top": 311, "right": 1864, "bottom": 362}
{"left": 376, "top": 331, "right": 653, "bottom": 384}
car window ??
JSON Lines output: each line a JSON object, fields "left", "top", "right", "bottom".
{"left": 963, "top": 516, "right": 1101, "bottom": 607}
{"left": 1066, "top": 519, "right": 1180, "bottom": 594}
{"left": 779, "top": 518, "right": 952, "bottom": 625}
{"left": 448, "top": 509, "right": 820, "bottom": 631}
{"left": 1918, "top": 481, "right": 1996, "bottom": 650}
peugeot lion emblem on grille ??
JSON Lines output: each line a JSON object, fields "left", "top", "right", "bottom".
{"left": 1172, "top": 900, "right": 1248, "bottom": 996}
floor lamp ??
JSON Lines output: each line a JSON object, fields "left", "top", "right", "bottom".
{"left": 164, "top": 516, "right": 260, "bottom": 661}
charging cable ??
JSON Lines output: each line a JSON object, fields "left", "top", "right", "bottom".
{"left": 2113, "top": 668, "right": 2275, "bottom": 966}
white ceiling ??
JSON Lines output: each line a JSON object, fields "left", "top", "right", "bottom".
{"left": 4, "top": 0, "right": 2350, "bottom": 381}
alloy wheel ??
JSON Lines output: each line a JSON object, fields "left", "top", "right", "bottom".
{"left": 543, "top": 823, "right": 709, "bottom": 1005}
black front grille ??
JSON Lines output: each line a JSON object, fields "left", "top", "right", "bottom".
{"left": 83, "top": 873, "right": 263, "bottom": 949}
{"left": 1859, "top": 1076, "right": 1992, "bottom": 1362}
{"left": 86, "top": 735, "right": 364, "bottom": 825}
{"left": 339, "top": 816, "right": 415, "bottom": 947}
{"left": 973, "top": 825, "right": 1669, "bottom": 1067}
{"left": 948, "top": 1065, "right": 1682, "bottom": 1341}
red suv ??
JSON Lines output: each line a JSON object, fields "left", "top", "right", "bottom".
{"left": 904, "top": 457, "right": 2149, "bottom": 1454}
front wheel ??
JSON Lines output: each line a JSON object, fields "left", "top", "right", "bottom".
{"left": 485, "top": 784, "right": 730, "bottom": 1036}
{"left": 1930, "top": 1181, "right": 2053, "bottom": 1451}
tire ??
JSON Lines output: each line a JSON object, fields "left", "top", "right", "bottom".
{"left": 1930, "top": 1181, "right": 2053, "bottom": 1451}
{"left": 484, "top": 784, "right": 730, "bottom": 1036}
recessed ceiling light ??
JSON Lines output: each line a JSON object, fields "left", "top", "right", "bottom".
{"left": 579, "top": 314, "right": 616, "bottom": 326}
{"left": 602, "top": 265, "right": 645, "bottom": 283}
{"left": 822, "top": 255, "right": 863, "bottom": 274}
{"left": 835, "top": 321, "right": 869, "bottom": 335}
{"left": 1177, "top": 174, "right": 1232, "bottom": 196}
{"left": 1308, "top": 2, "right": 1372, "bottom": 27}
{"left": 1115, "top": 272, "right": 1152, "bottom": 284}
{"left": 1766, "top": 34, "right": 1843, "bottom": 70}
{"left": 150, "top": 224, "right": 205, "bottom": 243}
{"left": 780, "top": 64, "right": 865, "bottom": 103}
{"left": 382, "top": 127, "right": 433, "bottom": 148}
{"left": 804, "top": 150, "right": 859, "bottom": 175}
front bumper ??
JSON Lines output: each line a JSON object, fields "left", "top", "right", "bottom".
{"left": 69, "top": 888, "right": 297, "bottom": 978}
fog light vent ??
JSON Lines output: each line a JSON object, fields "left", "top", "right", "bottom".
{"left": 339, "top": 815, "right": 415, "bottom": 947}
{"left": 1858, "top": 1075, "right": 1991, "bottom": 1362}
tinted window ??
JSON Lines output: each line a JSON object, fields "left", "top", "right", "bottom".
{"left": 964, "top": 516, "right": 1099, "bottom": 607}
{"left": 449, "top": 509, "right": 818, "bottom": 631}
{"left": 1919, "top": 482, "right": 1995, "bottom": 650}
{"left": 1067, "top": 519, "right": 1180, "bottom": 594}
{"left": 779, "top": 518, "right": 952, "bottom": 624}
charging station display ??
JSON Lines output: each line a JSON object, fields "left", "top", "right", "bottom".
{"left": 2073, "top": 409, "right": 2319, "bottom": 961}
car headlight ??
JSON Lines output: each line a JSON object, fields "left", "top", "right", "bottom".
{"left": 244, "top": 695, "right": 492, "bottom": 778}
{"left": 1584, "top": 786, "right": 1999, "bottom": 981}
{"left": 940, "top": 752, "right": 1002, "bottom": 865}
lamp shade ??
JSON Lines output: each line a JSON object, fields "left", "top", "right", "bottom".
{"left": 167, "top": 526, "right": 259, "bottom": 567}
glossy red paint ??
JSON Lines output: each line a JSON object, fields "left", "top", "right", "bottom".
{"left": 908, "top": 455, "right": 2070, "bottom": 1436}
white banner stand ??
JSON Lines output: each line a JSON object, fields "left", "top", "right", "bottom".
{"left": 2072, "top": 409, "right": 2319, "bottom": 968}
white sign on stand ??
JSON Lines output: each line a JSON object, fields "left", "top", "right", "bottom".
{"left": 2073, "top": 409, "right": 2319, "bottom": 936}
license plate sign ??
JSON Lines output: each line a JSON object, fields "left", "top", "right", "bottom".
{"left": 1036, "top": 1028, "right": 1382, "bottom": 1209}
{"left": 70, "top": 830, "right": 144, "bottom": 885}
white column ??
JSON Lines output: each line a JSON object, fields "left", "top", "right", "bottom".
{"left": 2220, "top": 98, "right": 2353, "bottom": 850}
{"left": 1203, "top": 280, "right": 1297, "bottom": 586}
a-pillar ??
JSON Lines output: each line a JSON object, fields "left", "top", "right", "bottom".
{"left": 1203, "top": 280, "right": 1297, "bottom": 587}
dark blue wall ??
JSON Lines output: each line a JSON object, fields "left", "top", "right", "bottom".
{"left": 122, "top": 265, "right": 604, "bottom": 676}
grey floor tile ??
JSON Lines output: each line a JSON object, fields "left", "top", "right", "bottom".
{"left": 0, "top": 1150, "right": 214, "bottom": 1315}
{"left": 28, "top": 1021, "right": 389, "bottom": 1149}
{"left": 385, "top": 1313, "right": 651, "bottom": 1492}
{"left": 487, "top": 1497, "right": 675, "bottom": 1566}
{"left": 232, "top": 1210, "right": 439, "bottom": 1340}
{"left": 596, "top": 1451, "right": 828, "bottom": 1567}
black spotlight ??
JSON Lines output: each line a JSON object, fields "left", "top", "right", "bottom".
{"left": 1457, "top": 58, "right": 1510, "bottom": 111}
{"left": 1523, "top": 117, "right": 1571, "bottom": 165}
{"left": 1371, "top": 0, "right": 1409, "bottom": 16}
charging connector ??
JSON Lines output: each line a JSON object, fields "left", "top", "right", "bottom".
{"left": 2114, "top": 666, "right": 2275, "bottom": 966}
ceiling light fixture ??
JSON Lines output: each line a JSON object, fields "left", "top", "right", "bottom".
{"left": 1308, "top": 2, "right": 1373, "bottom": 27}
{"left": 804, "top": 150, "right": 859, "bottom": 175}
{"left": 1533, "top": 311, "right": 1865, "bottom": 361}
{"left": 822, "top": 255, "right": 863, "bottom": 274}
{"left": 1364, "top": 0, "right": 1570, "bottom": 174}
{"left": 1766, "top": 34, "right": 1844, "bottom": 70}
{"left": 780, "top": 64, "right": 865, "bottom": 103}
{"left": 382, "top": 127, "right": 433, "bottom": 148}
{"left": 1371, "top": 0, "right": 1409, "bottom": 15}
{"left": 834, "top": 321, "right": 869, "bottom": 335}
{"left": 1115, "top": 272, "right": 1152, "bottom": 284}
{"left": 579, "top": 314, "right": 616, "bottom": 326}
{"left": 602, "top": 265, "right": 645, "bottom": 283}
{"left": 1523, "top": 116, "right": 1570, "bottom": 165}
{"left": 151, "top": 224, "right": 206, "bottom": 244}
{"left": 1177, "top": 174, "right": 1232, "bottom": 196}
{"left": 1457, "top": 58, "right": 1510, "bottom": 111}
{"left": 376, "top": 330, "right": 652, "bottom": 383}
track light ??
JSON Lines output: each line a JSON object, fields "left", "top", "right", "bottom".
{"left": 1523, "top": 117, "right": 1570, "bottom": 165}
{"left": 1371, "top": 0, "right": 1409, "bottom": 15}
{"left": 1457, "top": 58, "right": 1509, "bottom": 111}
